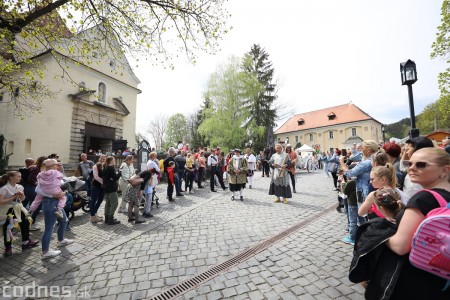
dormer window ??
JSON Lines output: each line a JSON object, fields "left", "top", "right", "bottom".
{"left": 297, "top": 118, "right": 305, "bottom": 126}
{"left": 328, "top": 112, "right": 336, "bottom": 120}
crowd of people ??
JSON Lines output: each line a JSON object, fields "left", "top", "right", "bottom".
{"left": 1, "top": 137, "right": 449, "bottom": 299}
{"left": 322, "top": 136, "right": 450, "bottom": 299}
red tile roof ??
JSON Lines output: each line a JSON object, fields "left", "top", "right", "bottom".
{"left": 275, "top": 103, "right": 378, "bottom": 134}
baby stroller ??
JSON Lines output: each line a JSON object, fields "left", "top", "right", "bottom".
{"left": 62, "top": 176, "right": 91, "bottom": 220}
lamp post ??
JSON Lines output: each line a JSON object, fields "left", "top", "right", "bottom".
{"left": 381, "top": 124, "right": 386, "bottom": 144}
{"left": 400, "top": 59, "right": 419, "bottom": 138}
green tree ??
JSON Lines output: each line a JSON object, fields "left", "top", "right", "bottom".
{"left": 0, "top": 0, "right": 230, "bottom": 116}
{"left": 385, "top": 119, "right": 411, "bottom": 138}
{"left": 166, "top": 113, "right": 188, "bottom": 149}
{"left": 416, "top": 98, "right": 450, "bottom": 134}
{"left": 431, "top": 0, "right": 450, "bottom": 117}
{"left": 242, "top": 44, "right": 278, "bottom": 151}
{"left": 198, "top": 56, "right": 255, "bottom": 148}
{"left": 190, "top": 97, "right": 211, "bottom": 149}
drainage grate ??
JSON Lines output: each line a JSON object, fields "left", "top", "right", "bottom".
{"left": 148, "top": 204, "right": 336, "bottom": 300}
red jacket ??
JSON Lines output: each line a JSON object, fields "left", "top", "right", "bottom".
{"left": 167, "top": 167, "right": 174, "bottom": 185}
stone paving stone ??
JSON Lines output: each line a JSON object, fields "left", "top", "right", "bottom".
{"left": 206, "top": 290, "right": 222, "bottom": 300}
{"left": 224, "top": 278, "right": 239, "bottom": 288}
{"left": 116, "top": 292, "right": 131, "bottom": 300}
{"left": 210, "top": 281, "right": 226, "bottom": 291}
{"left": 221, "top": 286, "right": 238, "bottom": 298}
{"left": 235, "top": 283, "right": 251, "bottom": 294}
{"left": 197, "top": 285, "right": 211, "bottom": 295}
{"left": 264, "top": 290, "right": 281, "bottom": 300}
{"left": 131, "top": 290, "right": 146, "bottom": 300}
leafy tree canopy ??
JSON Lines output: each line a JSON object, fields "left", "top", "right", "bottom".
{"left": 431, "top": 0, "right": 450, "bottom": 104}
{"left": 198, "top": 56, "right": 258, "bottom": 149}
{"left": 0, "top": 0, "right": 230, "bottom": 116}
{"left": 166, "top": 113, "right": 188, "bottom": 149}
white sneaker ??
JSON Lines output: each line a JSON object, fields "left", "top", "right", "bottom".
{"left": 119, "top": 208, "right": 128, "bottom": 213}
{"left": 42, "top": 249, "right": 61, "bottom": 259}
{"left": 57, "top": 239, "right": 74, "bottom": 247}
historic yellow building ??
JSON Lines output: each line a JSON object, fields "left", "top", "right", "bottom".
{"left": 274, "top": 103, "right": 383, "bottom": 151}
{"left": 0, "top": 25, "right": 141, "bottom": 170}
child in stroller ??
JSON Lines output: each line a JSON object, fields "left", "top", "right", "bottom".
{"left": 61, "top": 177, "right": 90, "bottom": 228}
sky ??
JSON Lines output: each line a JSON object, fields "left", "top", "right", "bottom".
{"left": 132, "top": 0, "right": 444, "bottom": 135}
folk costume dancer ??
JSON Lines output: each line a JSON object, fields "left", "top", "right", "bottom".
{"left": 285, "top": 144, "right": 298, "bottom": 193}
{"left": 227, "top": 149, "right": 248, "bottom": 201}
{"left": 244, "top": 148, "right": 256, "bottom": 189}
{"left": 269, "top": 144, "right": 292, "bottom": 204}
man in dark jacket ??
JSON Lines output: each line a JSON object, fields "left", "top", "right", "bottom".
{"left": 164, "top": 147, "right": 182, "bottom": 197}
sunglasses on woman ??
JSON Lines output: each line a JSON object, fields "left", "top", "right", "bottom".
{"left": 402, "top": 160, "right": 440, "bottom": 169}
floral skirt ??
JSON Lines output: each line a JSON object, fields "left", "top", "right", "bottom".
{"left": 125, "top": 185, "right": 141, "bottom": 204}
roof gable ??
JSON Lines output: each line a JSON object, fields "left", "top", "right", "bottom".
{"left": 275, "top": 103, "right": 375, "bottom": 134}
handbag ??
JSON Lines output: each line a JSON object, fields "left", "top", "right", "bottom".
{"left": 128, "top": 174, "right": 144, "bottom": 187}
{"left": 328, "top": 161, "right": 338, "bottom": 173}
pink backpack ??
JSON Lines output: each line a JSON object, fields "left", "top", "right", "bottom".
{"left": 409, "top": 189, "right": 450, "bottom": 280}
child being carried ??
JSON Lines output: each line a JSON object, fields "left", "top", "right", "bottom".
{"left": 29, "top": 159, "right": 67, "bottom": 220}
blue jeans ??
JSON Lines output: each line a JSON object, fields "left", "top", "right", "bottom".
{"left": 90, "top": 186, "right": 104, "bottom": 216}
{"left": 348, "top": 205, "right": 358, "bottom": 240}
{"left": 357, "top": 190, "right": 367, "bottom": 226}
{"left": 176, "top": 170, "right": 184, "bottom": 194}
{"left": 42, "top": 197, "right": 67, "bottom": 252}
{"left": 343, "top": 197, "right": 349, "bottom": 223}
{"left": 82, "top": 179, "right": 92, "bottom": 197}
{"left": 323, "top": 162, "right": 329, "bottom": 176}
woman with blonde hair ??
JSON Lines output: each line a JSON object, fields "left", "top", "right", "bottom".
{"left": 339, "top": 140, "right": 378, "bottom": 245}
{"left": 385, "top": 147, "right": 450, "bottom": 299}
{"left": 358, "top": 163, "right": 408, "bottom": 219}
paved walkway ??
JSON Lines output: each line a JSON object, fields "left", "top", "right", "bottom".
{"left": 0, "top": 170, "right": 364, "bottom": 299}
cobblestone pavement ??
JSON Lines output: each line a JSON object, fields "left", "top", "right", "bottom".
{"left": 0, "top": 170, "right": 364, "bottom": 299}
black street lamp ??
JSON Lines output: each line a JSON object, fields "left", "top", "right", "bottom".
{"left": 381, "top": 124, "right": 386, "bottom": 143}
{"left": 400, "top": 59, "right": 419, "bottom": 138}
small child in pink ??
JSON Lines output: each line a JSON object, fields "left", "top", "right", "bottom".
{"left": 29, "top": 159, "right": 66, "bottom": 219}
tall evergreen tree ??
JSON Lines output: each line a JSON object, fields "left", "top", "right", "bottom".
{"left": 242, "top": 44, "right": 277, "bottom": 151}
{"left": 191, "top": 97, "right": 212, "bottom": 149}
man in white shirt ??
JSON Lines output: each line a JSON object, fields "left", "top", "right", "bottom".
{"left": 207, "top": 149, "right": 228, "bottom": 192}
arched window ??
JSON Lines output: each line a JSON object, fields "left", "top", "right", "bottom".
{"left": 98, "top": 82, "right": 106, "bottom": 103}
{"left": 7, "top": 141, "right": 14, "bottom": 155}
{"left": 25, "top": 139, "right": 31, "bottom": 154}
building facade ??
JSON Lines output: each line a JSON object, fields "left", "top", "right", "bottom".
{"left": 274, "top": 103, "right": 383, "bottom": 151}
{"left": 0, "top": 26, "right": 141, "bottom": 170}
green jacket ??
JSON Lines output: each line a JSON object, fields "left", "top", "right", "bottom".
{"left": 227, "top": 156, "right": 248, "bottom": 185}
